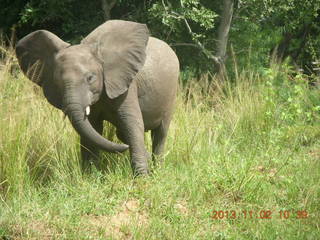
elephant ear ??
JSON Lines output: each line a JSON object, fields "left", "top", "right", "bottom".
{"left": 82, "top": 20, "right": 149, "bottom": 99}
{"left": 15, "top": 30, "right": 70, "bottom": 109}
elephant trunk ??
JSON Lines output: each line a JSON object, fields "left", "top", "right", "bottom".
{"left": 64, "top": 99, "right": 128, "bottom": 153}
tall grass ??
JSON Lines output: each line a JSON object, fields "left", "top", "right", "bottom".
{"left": 0, "top": 46, "right": 319, "bottom": 239}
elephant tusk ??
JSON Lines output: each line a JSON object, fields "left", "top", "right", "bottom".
{"left": 85, "top": 106, "right": 90, "bottom": 116}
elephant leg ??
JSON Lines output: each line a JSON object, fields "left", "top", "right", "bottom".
{"left": 151, "top": 118, "right": 171, "bottom": 165}
{"left": 116, "top": 86, "right": 150, "bottom": 176}
{"left": 117, "top": 116, "right": 150, "bottom": 176}
{"left": 80, "top": 118, "right": 103, "bottom": 171}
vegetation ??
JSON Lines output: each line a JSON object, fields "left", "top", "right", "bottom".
{"left": 1, "top": 44, "right": 320, "bottom": 238}
{"left": 1, "top": 0, "right": 320, "bottom": 239}
{"left": 1, "top": 0, "right": 320, "bottom": 75}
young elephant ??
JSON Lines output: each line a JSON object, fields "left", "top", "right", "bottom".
{"left": 16, "top": 20, "right": 179, "bottom": 175}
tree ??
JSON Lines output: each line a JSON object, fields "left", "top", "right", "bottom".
{"left": 148, "top": 0, "right": 217, "bottom": 73}
{"left": 1, "top": 0, "right": 319, "bottom": 78}
{"left": 214, "top": 0, "right": 234, "bottom": 76}
{"left": 0, "top": 0, "right": 105, "bottom": 43}
{"left": 232, "top": 0, "right": 320, "bottom": 73}
{"left": 0, "top": 0, "right": 29, "bottom": 42}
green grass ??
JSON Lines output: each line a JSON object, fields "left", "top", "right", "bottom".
{"left": 0, "top": 48, "right": 319, "bottom": 239}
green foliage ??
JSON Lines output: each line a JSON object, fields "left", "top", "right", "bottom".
{"left": 149, "top": 0, "right": 217, "bottom": 31}
{"left": 1, "top": 0, "right": 320, "bottom": 75}
{"left": 232, "top": 0, "right": 320, "bottom": 73}
{"left": 148, "top": 0, "right": 217, "bottom": 72}
{"left": 1, "top": 0, "right": 104, "bottom": 43}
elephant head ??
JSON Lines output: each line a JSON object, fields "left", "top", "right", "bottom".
{"left": 15, "top": 20, "right": 150, "bottom": 153}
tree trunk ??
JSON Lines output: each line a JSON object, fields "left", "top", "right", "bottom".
{"left": 101, "top": 0, "right": 117, "bottom": 21}
{"left": 271, "top": 24, "right": 311, "bottom": 63}
{"left": 215, "top": 0, "right": 234, "bottom": 78}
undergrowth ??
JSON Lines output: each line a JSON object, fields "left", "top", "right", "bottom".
{"left": 0, "top": 47, "right": 319, "bottom": 239}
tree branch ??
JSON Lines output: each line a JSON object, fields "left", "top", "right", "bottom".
{"left": 161, "top": 0, "right": 232, "bottom": 75}
{"left": 181, "top": 15, "right": 221, "bottom": 65}
{"left": 162, "top": 1, "right": 222, "bottom": 66}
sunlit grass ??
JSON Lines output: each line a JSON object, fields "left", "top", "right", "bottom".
{"left": 0, "top": 47, "right": 319, "bottom": 239}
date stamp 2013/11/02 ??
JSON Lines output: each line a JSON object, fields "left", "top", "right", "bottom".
{"left": 211, "top": 210, "right": 309, "bottom": 220}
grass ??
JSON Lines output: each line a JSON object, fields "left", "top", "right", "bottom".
{"left": 0, "top": 47, "right": 320, "bottom": 239}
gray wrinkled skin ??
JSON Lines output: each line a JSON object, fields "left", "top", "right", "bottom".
{"left": 15, "top": 20, "right": 179, "bottom": 175}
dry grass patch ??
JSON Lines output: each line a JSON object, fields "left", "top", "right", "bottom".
{"left": 9, "top": 220, "right": 55, "bottom": 240}
{"left": 174, "top": 200, "right": 189, "bottom": 216}
{"left": 82, "top": 199, "right": 149, "bottom": 239}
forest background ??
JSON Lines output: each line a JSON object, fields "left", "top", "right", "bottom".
{"left": 1, "top": 0, "right": 320, "bottom": 77}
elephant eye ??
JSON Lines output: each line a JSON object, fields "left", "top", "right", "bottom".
{"left": 86, "top": 74, "right": 96, "bottom": 84}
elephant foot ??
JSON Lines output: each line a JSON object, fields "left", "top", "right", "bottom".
{"left": 131, "top": 152, "right": 150, "bottom": 176}
{"left": 133, "top": 168, "right": 149, "bottom": 177}
{"left": 132, "top": 161, "right": 149, "bottom": 176}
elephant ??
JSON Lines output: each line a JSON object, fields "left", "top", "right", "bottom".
{"left": 15, "top": 20, "right": 179, "bottom": 175}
